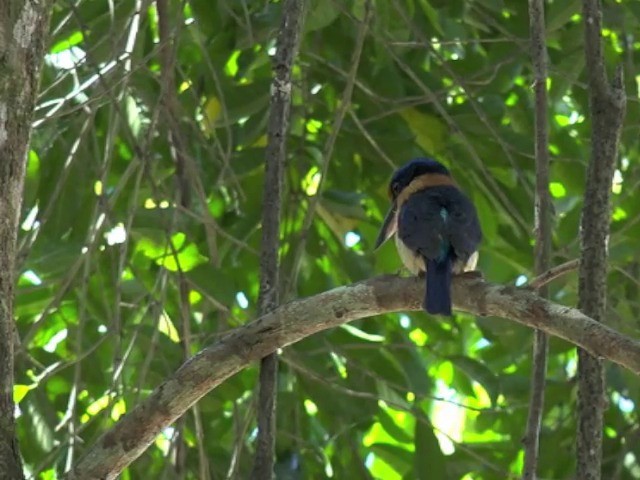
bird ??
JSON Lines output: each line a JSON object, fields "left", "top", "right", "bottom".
{"left": 374, "top": 157, "right": 482, "bottom": 316}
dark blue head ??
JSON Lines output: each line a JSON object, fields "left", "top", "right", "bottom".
{"left": 375, "top": 158, "right": 452, "bottom": 249}
{"left": 388, "top": 158, "right": 450, "bottom": 200}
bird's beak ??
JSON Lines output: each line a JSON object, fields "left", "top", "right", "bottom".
{"left": 374, "top": 203, "right": 398, "bottom": 250}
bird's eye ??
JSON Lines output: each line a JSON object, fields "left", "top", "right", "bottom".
{"left": 391, "top": 182, "right": 402, "bottom": 197}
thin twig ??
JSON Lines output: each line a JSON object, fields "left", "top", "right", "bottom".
{"left": 284, "top": 351, "right": 517, "bottom": 413}
{"left": 576, "top": 0, "right": 627, "bottom": 476}
{"left": 283, "top": 354, "right": 518, "bottom": 478}
{"left": 227, "top": 399, "right": 255, "bottom": 480}
{"left": 522, "top": 0, "right": 551, "bottom": 477}
{"left": 348, "top": 109, "right": 396, "bottom": 168}
{"left": 528, "top": 259, "right": 580, "bottom": 290}
{"left": 390, "top": 38, "right": 528, "bottom": 46}
{"left": 157, "top": 0, "right": 190, "bottom": 207}
{"left": 157, "top": 0, "right": 222, "bottom": 268}
{"left": 252, "top": 1, "right": 305, "bottom": 478}
{"left": 178, "top": 264, "right": 207, "bottom": 476}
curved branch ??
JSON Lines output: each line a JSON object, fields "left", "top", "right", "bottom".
{"left": 67, "top": 275, "right": 640, "bottom": 479}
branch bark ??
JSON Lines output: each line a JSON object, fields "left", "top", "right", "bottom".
{"left": 252, "top": 1, "right": 305, "bottom": 478}
{"left": 67, "top": 275, "right": 640, "bottom": 479}
{"left": 0, "top": 1, "right": 53, "bottom": 478}
{"left": 523, "top": 0, "right": 551, "bottom": 477}
{"left": 528, "top": 259, "right": 579, "bottom": 290}
{"left": 577, "top": 0, "right": 627, "bottom": 478}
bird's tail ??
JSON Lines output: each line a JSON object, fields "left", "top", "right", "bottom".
{"left": 424, "top": 256, "right": 453, "bottom": 316}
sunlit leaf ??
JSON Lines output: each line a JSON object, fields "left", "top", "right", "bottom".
{"left": 14, "top": 385, "right": 32, "bottom": 404}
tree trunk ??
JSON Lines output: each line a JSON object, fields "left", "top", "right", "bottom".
{"left": 0, "top": 1, "right": 53, "bottom": 478}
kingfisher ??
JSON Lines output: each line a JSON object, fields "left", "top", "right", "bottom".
{"left": 375, "top": 158, "right": 482, "bottom": 316}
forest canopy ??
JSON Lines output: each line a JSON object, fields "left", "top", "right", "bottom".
{"left": 7, "top": 0, "right": 640, "bottom": 478}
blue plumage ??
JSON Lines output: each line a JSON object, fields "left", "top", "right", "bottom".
{"left": 425, "top": 214, "right": 455, "bottom": 314}
{"left": 425, "top": 256, "right": 453, "bottom": 315}
{"left": 375, "top": 158, "right": 482, "bottom": 316}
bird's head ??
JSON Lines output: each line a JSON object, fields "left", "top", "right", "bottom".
{"left": 374, "top": 157, "right": 454, "bottom": 249}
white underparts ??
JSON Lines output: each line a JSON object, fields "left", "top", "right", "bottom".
{"left": 395, "top": 235, "right": 424, "bottom": 274}
{"left": 394, "top": 235, "right": 479, "bottom": 275}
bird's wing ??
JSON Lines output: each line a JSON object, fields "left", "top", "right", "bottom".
{"left": 397, "top": 186, "right": 482, "bottom": 262}
{"left": 443, "top": 189, "right": 482, "bottom": 260}
{"left": 397, "top": 189, "right": 448, "bottom": 261}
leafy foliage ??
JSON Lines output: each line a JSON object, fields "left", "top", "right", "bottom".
{"left": 18, "top": 0, "right": 640, "bottom": 478}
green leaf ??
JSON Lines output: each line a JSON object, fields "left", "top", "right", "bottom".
{"left": 305, "top": 0, "right": 340, "bottom": 32}
{"left": 447, "top": 355, "right": 501, "bottom": 405}
{"left": 547, "top": 0, "right": 581, "bottom": 32}
{"left": 49, "top": 31, "right": 84, "bottom": 53}
{"left": 417, "top": 0, "right": 444, "bottom": 36}
{"left": 414, "top": 417, "right": 446, "bottom": 479}
{"left": 370, "top": 443, "right": 412, "bottom": 476}
{"left": 377, "top": 407, "right": 414, "bottom": 444}
{"left": 400, "top": 108, "right": 448, "bottom": 155}
{"left": 14, "top": 385, "right": 32, "bottom": 403}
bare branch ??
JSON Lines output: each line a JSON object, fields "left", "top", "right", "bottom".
{"left": 252, "top": 0, "right": 305, "bottom": 477}
{"left": 523, "top": 0, "right": 551, "bottom": 476}
{"left": 577, "top": 0, "right": 627, "bottom": 477}
{"left": 528, "top": 259, "right": 580, "bottom": 290}
{"left": 582, "top": 0, "right": 611, "bottom": 99}
{"left": 67, "top": 275, "right": 640, "bottom": 479}
{"left": 156, "top": 0, "right": 190, "bottom": 208}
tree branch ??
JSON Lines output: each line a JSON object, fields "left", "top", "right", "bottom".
{"left": 577, "top": 0, "right": 627, "bottom": 477}
{"left": 252, "top": 0, "right": 305, "bottom": 478}
{"left": 528, "top": 259, "right": 580, "bottom": 290}
{"left": 67, "top": 275, "right": 640, "bottom": 479}
{"left": 156, "top": 0, "right": 190, "bottom": 209}
{"left": 523, "top": 0, "right": 551, "bottom": 476}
